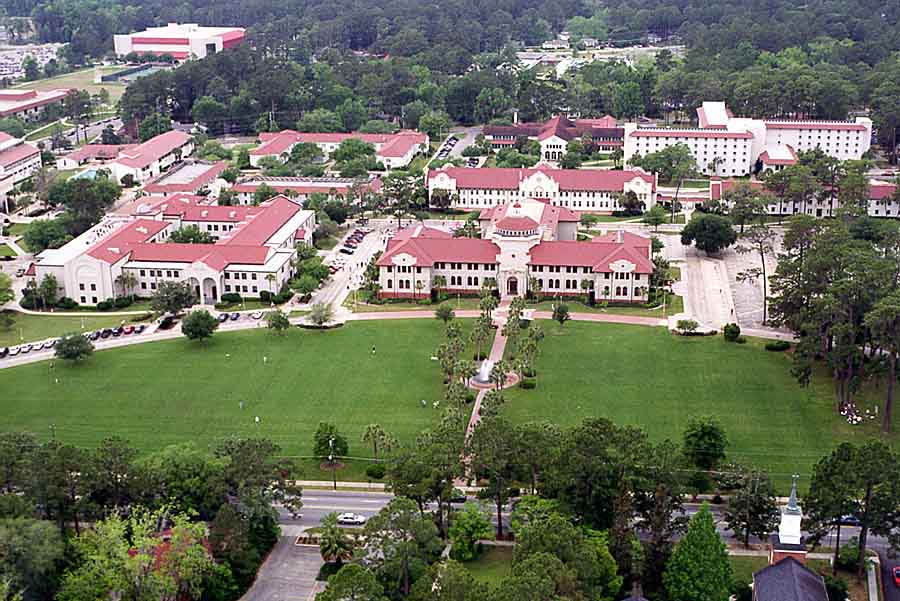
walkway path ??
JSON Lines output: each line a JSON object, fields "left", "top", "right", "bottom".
{"left": 464, "top": 305, "right": 510, "bottom": 437}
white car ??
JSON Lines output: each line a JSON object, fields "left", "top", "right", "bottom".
{"left": 336, "top": 512, "right": 366, "bottom": 526}
{"left": 251, "top": 311, "right": 263, "bottom": 320}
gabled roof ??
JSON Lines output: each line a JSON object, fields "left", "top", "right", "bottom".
{"left": 495, "top": 216, "right": 538, "bottom": 231}
{"left": 251, "top": 130, "right": 427, "bottom": 159}
{"left": 86, "top": 219, "right": 171, "bottom": 264}
{"left": 216, "top": 195, "right": 303, "bottom": 246}
{"left": 0, "top": 139, "right": 39, "bottom": 169}
{"left": 484, "top": 115, "right": 622, "bottom": 142}
{"left": 753, "top": 558, "right": 828, "bottom": 601}
{"left": 61, "top": 144, "right": 137, "bottom": 163}
{"left": 393, "top": 224, "right": 453, "bottom": 241}
{"left": 114, "top": 130, "right": 192, "bottom": 169}
{"left": 128, "top": 243, "right": 269, "bottom": 269}
{"left": 528, "top": 239, "right": 653, "bottom": 273}
{"left": 377, "top": 237, "right": 500, "bottom": 267}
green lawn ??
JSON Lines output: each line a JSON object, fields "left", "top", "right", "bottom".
{"left": 0, "top": 311, "right": 149, "bottom": 347}
{"left": 346, "top": 296, "right": 482, "bottom": 313}
{"left": 0, "top": 320, "right": 453, "bottom": 462}
{"left": 502, "top": 321, "right": 898, "bottom": 492}
{"left": 0, "top": 244, "right": 15, "bottom": 257}
{"left": 4, "top": 223, "right": 27, "bottom": 238}
{"left": 531, "top": 295, "right": 683, "bottom": 318}
{"left": 464, "top": 546, "right": 513, "bottom": 586}
{"left": 15, "top": 67, "right": 127, "bottom": 103}
{"left": 316, "top": 236, "right": 339, "bottom": 250}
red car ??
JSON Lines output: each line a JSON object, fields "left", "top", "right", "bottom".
{"left": 893, "top": 566, "right": 900, "bottom": 587}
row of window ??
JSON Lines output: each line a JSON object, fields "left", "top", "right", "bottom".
{"left": 139, "top": 269, "right": 181, "bottom": 278}
{"left": 224, "top": 284, "right": 259, "bottom": 293}
{"left": 225, "top": 272, "right": 257, "bottom": 280}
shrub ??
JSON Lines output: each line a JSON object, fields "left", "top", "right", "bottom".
{"left": 365, "top": 464, "right": 386, "bottom": 480}
{"left": 113, "top": 296, "right": 133, "bottom": 308}
{"left": 677, "top": 319, "right": 699, "bottom": 335}
{"left": 836, "top": 538, "right": 859, "bottom": 571}
{"left": 273, "top": 292, "right": 293, "bottom": 304}
{"left": 19, "top": 296, "right": 35, "bottom": 310}
{"left": 520, "top": 377, "right": 537, "bottom": 389}
{"left": 765, "top": 340, "right": 791, "bottom": 352}
{"left": 220, "top": 292, "right": 242, "bottom": 304}
{"left": 735, "top": 336, "right": 747, "bottom": 344}
{"left": 712, "top": 494, "right": 724, "bottom": 504}
{"left": 723, "top": 322, "right": 741, "bottom": 342}
{"left": 259, "top": 290, "right": 272, "bottom": 302}
{"left": 56, "top": 297, "right": 78, "bottom": 309}
{"left": 96, "top": 300, "right": 114, "bottom": 311}
{"left": 823, "top": 575, "right": 848, "bottom": 601}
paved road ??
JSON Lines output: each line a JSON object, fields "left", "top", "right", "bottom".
{"left": 882, "top": 554, "right": 899, "bottom": 601}
{"left": 308, "top": 223, "right": 391, "bottom": 309}
{"left": 240, "top": 539, "right": 323, "bottom": 601}
{"left": 447, "top": 126, "right": 481, "bottom": 157}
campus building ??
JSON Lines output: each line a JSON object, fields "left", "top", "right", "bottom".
{"left": 249, "top": 130, "right": 429, "bottom": 170}
{"left": 108, "top": 130, "right": 195, "bottom": 184}
{"left": 113, "top": 23, "right": 246, "bottom": 60}
{"left": 427, "top": 166, "right": 657, "bottom": 213}
{"left": 230, "top": 175, "right": 382, "bottom": 205}
{"left": 623, "top": 101, "right": 873, "bottom": 177}
{"left": 0, "top": 133, "right": 41, "bottom": 199}
{"left": 0, "top": 88, "right": 72, "bottom": 121}
{"left": 377, "top": 196, "right": 652, "bottom": 301}
{"left": 32, "top": 194, "right": 315, "bottom": 305}
{"left": 709, "top": 178, "right": 899, "bottom": 218}
{"left": 142, "top": 160, "right": 228, "bottom": 196}
{"left": 56, "top": 144, "right": 138, "bottom": 170}
{"left": 483, "top": 115, "right": 624, "bottom": 159}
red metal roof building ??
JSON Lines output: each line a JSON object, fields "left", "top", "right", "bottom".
{"left": 230, "top": 175, "right": 382, "bottom": 205}
{"left": 114, "top": 23, "right": 246, "bottom": 60}
{"left": 0, "top": 88, "right": 72, "bottom": 121}
{"left": 249, "top": 130, "right": 428, "bottom": 170}
{"left": 0, "top": 132, "right": 41, "bottom": 191}
{"left": 484, "top": 114, "right": 624, "bottom": 159}
{"left": 376, "top": 197, "right": 652, "bottom": 301}
{"left": 109, "top": 130, "right": 194, "bottom": 184}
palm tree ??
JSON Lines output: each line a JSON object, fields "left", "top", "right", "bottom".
{"left": 490, "top": 360, "right": 509, "bottom": 391}
{"left": 115, "top": 271, "right": 138, "bottom": 298}
{"left": 361, "top": 424, "right": 387, "bottom": 458}
{"left": 432, "top": 275, "right": 446, "bottom": 293}
{"left": 265, "top": 273, "right": 277, "bottom": 293}
{"left": 318, "top": 513, "right": 354, "bottom": 566}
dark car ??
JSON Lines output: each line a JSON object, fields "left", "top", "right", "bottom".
{"left": 0, "top": 347, "right": 8, "bottom": 358}
{"left": 135, "top": 324, "right": 146, "bottom": 334}
{"left": 89, "top": 331, "right": 101, "bottom": 341}
{"left": 835, "top": 514, "right": 861, "bottom": 527}
{"left": 217, "top": 313, "right": 229, "bottom": 322}
{"left": 100, "top": 328, "right": 113, "bottom": 338}
{"left": 229, "top": 312, "right": 240, "bottom": 321}
{"left": 449, "top": 490, "right": 468, "bottom": 504}
{"left": 339, "top": 248, "right": 354, "bottom": 255}
{"left": 112, "top": 327, "right": 123, "bottom": 337}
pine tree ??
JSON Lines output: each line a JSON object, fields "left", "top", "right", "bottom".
{"left": 663, "top": 505, "right": 732, "bottom": 601}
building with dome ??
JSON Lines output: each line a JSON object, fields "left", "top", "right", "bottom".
{"left": 376, "top": 197, "right": 653, "bottom": 301}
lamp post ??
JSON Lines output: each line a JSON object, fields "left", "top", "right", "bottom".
{"left": 329, "top": 436, "right": 336, "bottom": 490}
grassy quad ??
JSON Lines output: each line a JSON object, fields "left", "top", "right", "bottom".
{"left": 0, "top": 320, "right": 457, "bottom": 479}
{"left": 0, "top": 244, "right": 16, "bottom": 257}
{"left": 14, "top": 66, "right": 127, "bottom": 103}
{"left": 502, "top": 321, "right": 898, "bottom": 491}
{"left": 0, "top": 311, "right": 151, "bottom": 347}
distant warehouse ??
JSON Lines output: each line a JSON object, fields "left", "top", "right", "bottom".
{"left": 113, "top": 23, "right": 245, "bottom": 61}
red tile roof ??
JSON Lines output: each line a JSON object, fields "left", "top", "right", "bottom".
{"left": 63, "top": 144, "right": 138, "bottom": 163}
{"left": 115, "top": 131, "right": 192, "bottom": 169}
{"left": 764, "top": 121, "right": 867, "bottom": 131}
{"left": 377, "top": 237, "right": 500, "bottom": 267}
{"left": 129, "top": 243, "right": 269, "bottom": 269}
{"left": 393, "top": 225, "right": 453, "bottom": 241}
{"left": 216, "top": 195, "right": 303, "bottom": 246}
{"left": 251, "top": 130, "right": 427, "bottom": 159}
{"left": 479, "top": 200, "right": 580, "bottom": 226}
{"left": 871, "top": 183, "right": 898, "bottom": 200}
{"left": 0, "top": 88, "right": 72, "bottom": 117}
{"left": 429, "top": 167, "right": 655, "bottom": 192}
{"left": 485, "top": 115, "right": 622, "bottom": 143}
{"left": 630, "top": 129, "right": 754, "bottom": 139}
{"left": 231, "top": 176, "right": 381, "bottom": 196}
{"left": 495, "top": 216, "right": 538, "bottom": 231}
{"left": 529, "top": 239, "right": 653, "bottom": 273}
{"left": 0, "top": 140, "right": 39, "bottom": 169}
{"left": 87, "top": 219, "right": 171, "bottom": 263}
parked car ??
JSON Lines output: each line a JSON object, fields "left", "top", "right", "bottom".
{"left": 123, "top": 325, "right": 135, "bottom": 335}
{"left": 0, "top": 347, "right": 8, "bottom": 358}
{"left": 336, "top": 512, "right": 366, "bottom": 526}
{"left": 8, "top": 347, "right": 19, "bottom": 357}
{"left": 217, "top": 313, "right": 229, "bottom": 322}
{"left": 88, "top": 331, "right": 100, "bottom": 341}
{"left": 251, "top": 311, "right": 263, "bottom": 320}
{"left": 100, "top": 328, "right": 112, "bottom": 339}
{"left": 229, "top": 312, "right": 240, "bottom": 321}
{"left": 135, "top": 324, "right": 146, "bottom": 334}
{"left": 835, "top": 514, "right": 861, "bottom": 527}
{"left": 112, "top": 327, "right": 123, "bottom": 337}
{"left": 893, "top": 566, "right": 900, "bottom": 587}
{"left": 15, "top": 268, "right": 25, "bottom": 277}
{"left": 339, "top": 248, "right": 354, "bottom": 255}
{"left": 19, "top": 344, "right": 31, "bottom": 353}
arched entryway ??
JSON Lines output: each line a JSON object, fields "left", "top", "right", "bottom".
{"left": 202, "top": 277, "right": 219, "bottom": 304}
{"left": 507, "top": 277, "right": 519, "bottom": 296}
{"left": 187, "top": 277, "right": 201, "bottom": 301}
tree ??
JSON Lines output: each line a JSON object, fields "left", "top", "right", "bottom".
{"left": 361, "top": 497, "right": 442, "bottom": 597}
{"left": 316, "top": 564, "right": 386, "bottom": 601}
{"left": 137, "top": 442, "right": 227, "bottom": 521}
{"left": 138, "top": 113, "right": 173, "bottom": 142}
{"left": 0, "top": 118, "right": 25, "bottom": 138}
{"left": 253, "top": 183, "right": 278, "bottom": 205}
{"left": 682, "top": 417, "right": 727, "bottom": 470}
{"left": 47, "top": 177, "right": 121, "bottom": 236}
{"left": 448, "top": 502, "right": 494, "bottom": 561}
{"left": 468, "top": 417, "right": 518, "bottom": 539}
{"left": 0, "top": 518, "right": 65, "bottom": 601}
{"left": 663, "top": 505, "right": 732, "bottom": 601}
{"left": 314, "top": 422, "right": 349, "bottom": 461}
{"left": 0, "top": 273, "right": 13, "bottom": 305}
{"left": 56, "top": 508, "right": 214, "bottom": 601}
{"left": 318, "top": 512, "right": 354, "bottom": 565}
{"left": 723, "top": 470, "right": 779, "bottom": 547}
{"left": 552, "top": 303, "right": 570, "bottom": 326}
{"left": 735, "top": 225, "right": 776, "bottom": 324}
{"left": 408, "top": 560, "right": 487, "bottom": 601}
{"left": 309, "top": 302, "right": 334, "bottom": 326}
{"left": 863, "top": 291, "right": 900, "bottom": 432}
{"left": 37, "top": 274, "right": 58, "bottom": 309}
{"left": 332, "top": 138, "right": 376, "bottom": 163}
{"left": 54, "top": 332, "right": 94, "bottom": 362}
{"left": 434, "top": 303, "right": 455, "bottom": 324}
{"left": 361, "top": 424, "right": 393, "bottom": 459}
{"left": 297, "top": 108, "right": 343, "bottom": 133}
{"left": 265, "top": 310, "right": 290, "bottom": 334}
{"left": 418, "top": 110, "right": 452, "bottom": 140}
{"left": 630, "top": 144, "right": 696, "bottom": 222}
{"left": 680, "top": 214, "right": 737, "bottom": 255}
{"left": 181, "top": 309, "right": 219, "bottom": 341}
{"left": 643, "top": 204, "right": 667, "bottom": 231}
{"left": 725, "top": 183, "right": 766, "bottom": 234}
{"left": 169, "top": 225, "right": 215, "bottom": 244}
{"left": 150, "top": 281, "right": 195, "bottom": 314}
{"left": 115, "top": 271, "right": 138, "bottom": 297}
{"left": 84, "top": 436, "right": 138, "bottom": 515}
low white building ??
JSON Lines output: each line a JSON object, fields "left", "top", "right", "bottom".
{"left": 0, "top": 88, "right": 71, "bottom": 121}
{"left": 230, "top": 175, "right": 383, "bottom": 205}
{"left": 113, "top": 23, "right": 246, "bottom": 60}
{"left": 249, "top": 130, "right": 429, "bottom": 170}
{"left": 0, "top": 133, "right": 41, "bottom": 199}
{"left": 109, "top": 130, "right": 194, "bottom": 184}
{"left": 142, "top": 160, "right": 228, "bottom": 197}
{"left": 32, "top": 194, "right": 315, "bottom": 305}
{"left": 427, "top": 166, "right": 657, "bottom": 213}
{"left": 624, "top": 101, "right": 873, "bottom": 177}
{"left": 377, "top": 196, "right": 652, "bottom": 302}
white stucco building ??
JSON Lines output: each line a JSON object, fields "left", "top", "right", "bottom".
{"left": 249, "top": 130, "right": 429, "bottom": 170}
{"left": 0, "top": 133, "right": 41, "bottom": 198}
{"left": 32, "top": 194, "right": 315, "bottom": 305}
{"left": 0, "top": 88, "right": 72, "bottom": 121}
{"left": 113, "top": 23, "right": 246, "bottom": 60}
{"left": 377, "top": 197, "right": 652, "bottom": 302}
{"left": 230, "top": 175, "right": 383, "bottom": 205}
{"left": 427, "top": 166, "right": 657, "bottom": 213}
{"left": 624, "top": 101, "right": 873, "bottom": 177}
{"left": 108, "top": 130, "right": 194, "bottom": 184}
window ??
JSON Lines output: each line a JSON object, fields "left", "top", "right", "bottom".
{"left": 141, "top": 282, "right": 147, "bottom": 290}
{"left": 251, "top": 273, "right": 257, "bottom": 280}
{"left": 92, "top": 296, "right": 97, "bottom": 304}
{"left": 174, "top": 271, "right": 179, "bottom": 278}
{"left": 140, "top": 270, "right": 145, "bottom": 276}
{"left": 150, "top": 283, "right": 157, "bottom": 290}
{"left": 79, "top": 283, "right": 85, "bottom": 291}
{"left": 90, "top": 283, "right": 96, "bottom": 291}
{"left": 252, "top": 286, "right": 258, "bottom": 293}
{"left": 225, "top": 285, "right": 231, "bottom": 292}
{"left": 80, "top": 296, "right": 86, "bottom": 303}
{"left": 387, "top": 279, "right": 392, "bottom": 289}
{"left": 242, "top": 273, "right": 247, "bottom": 280}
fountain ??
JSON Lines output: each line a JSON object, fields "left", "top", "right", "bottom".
{"left": 473, "top": 359, "right": 494, "bottom": 385}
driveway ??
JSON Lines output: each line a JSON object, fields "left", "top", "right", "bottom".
{"left": 241, "top": 539, "right": 323, "bottom": 601}
{"left": 447, "top": 126, "right": 481, "bottom": 157}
